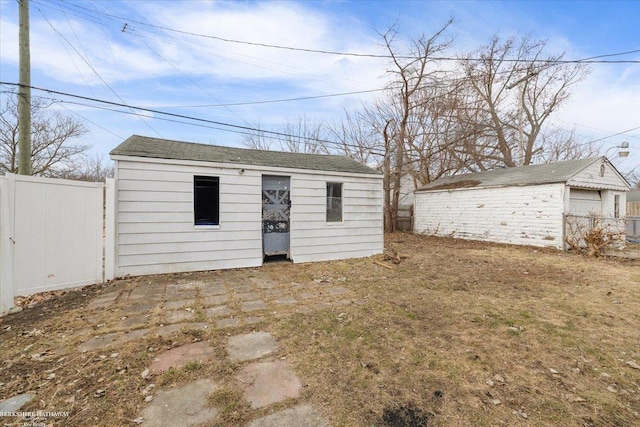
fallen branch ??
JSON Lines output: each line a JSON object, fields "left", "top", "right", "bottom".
{"left": 373, "top": 260, "right": 394, "bottom": 270}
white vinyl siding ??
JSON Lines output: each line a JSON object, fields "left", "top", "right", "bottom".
{"left": 115, "top": 159, "right": 263, "bottom": 276}
{"left": 114, "top": 157, "right": 383, "bottom": 276}
{"left": 414, "top": 183, "right": 565, "bottom": 249}
{"left": 290, "top": 174, "right": 383, "bottom": 263}
{"left": 567, "top": 160, "right": 629, "bottom": 190}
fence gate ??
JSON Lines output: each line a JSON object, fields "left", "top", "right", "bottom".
{"left": 1, "top": 174, "right": 114, "bottom": 314}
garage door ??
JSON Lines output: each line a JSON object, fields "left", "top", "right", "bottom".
{"left": 569, "top": 189, "right": 601, "bottom": 216}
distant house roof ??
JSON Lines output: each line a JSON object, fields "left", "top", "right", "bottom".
{"left": 110, "top": 135, "right": 380, "bottom": 175}
{"left": 416, "top": 157, "right": 626, "bottom": 192}
{"left": 628, "top": 190, "right": 640, "bottom": 202}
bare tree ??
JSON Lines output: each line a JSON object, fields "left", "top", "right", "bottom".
{"left": 532, "top": 126, "right": 600, "bottom": 163}
{"left": 403, "top": 82, "right": 477, "bottom": 187}
{"left": 378, "top": 20, "right": 453, "bottom": 231}
{"left": 0, "top": 93, "right": 90, "bottom": 176}
{"left": 241, "top": 123, "right": 273, "bottom": 151}
{"left": 242, "top": 115, "right": 329, "bottom": 154}
{"left": 324, "top": 109, "right": 381, "bottom": 165}
{"left": 458, "top": 35, "right": 590, "bottom": 168}
{"left": 60, "top": 153, "right": 114, "bottom": 182}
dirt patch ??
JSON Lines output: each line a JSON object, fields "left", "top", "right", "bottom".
{"left": 1, "top": 233, "right": 639, "bottom": 426}
{"left": 382, "top": 403, "right": 432, "bottom": 426}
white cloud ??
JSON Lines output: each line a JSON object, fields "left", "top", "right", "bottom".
{"left": 135, "top": 1, "right": 388, "bottom": 90}
{"left": 2, "top": 1, "right": 637, "bottom": 170}
{"left": 555, "top": 64, "right": 640, "bottom": 135}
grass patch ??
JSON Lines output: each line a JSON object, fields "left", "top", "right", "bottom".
{"left": 1, "top": 233, "right": 639, "bottom": 426}
{"left": 208, "top": 387, "right": 249, "bottom": 424}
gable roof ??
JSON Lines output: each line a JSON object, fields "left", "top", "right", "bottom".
{"left": 416, "top": 157, "right": 627, "bottom": 192}
{"left": 110, "top": 135, "right": 380, "bottom": 175}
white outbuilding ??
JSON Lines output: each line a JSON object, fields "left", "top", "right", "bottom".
{"left": 413, "top": 157, "right": 630, "bottom": 249}
{"left": 109, "top": 135, "right": 383, "bottom": 277}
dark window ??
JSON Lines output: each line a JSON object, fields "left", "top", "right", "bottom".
{"left": 326, "top": 182, "right": 342, "bottom": 222}
{"left": 614, "top": 195, "right": 620, "bottom": 218}
{"left": 194, "top": 176, "right": 219, "bottom": 225}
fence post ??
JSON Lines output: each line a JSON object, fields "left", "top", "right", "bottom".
{"left": 104, "top": 178, "right": 116, "bottom": 281}
{"left": 562, "top": 213, "right": 567, "bottom": 251}
{"left": 0, "top": 174, "right": 16, "bottom": 315}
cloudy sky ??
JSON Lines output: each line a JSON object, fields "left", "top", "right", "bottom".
{"left": 0, "top": 0, "right": 638, "bottom": 177}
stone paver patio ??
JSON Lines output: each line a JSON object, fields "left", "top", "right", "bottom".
{"left": 67, "top": 268, "right": 348, "bottom": 425}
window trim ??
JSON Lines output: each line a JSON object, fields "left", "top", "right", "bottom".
{"left": 326, "top": 182, "right": 343, "bottom": 223}
{"left": 194, "top": 175, "right": 220, "bottom": 227}
{"left": 614, "top": 194, "right": 620, "bottom": 219}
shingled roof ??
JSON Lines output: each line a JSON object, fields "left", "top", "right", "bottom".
{"left": 416, "top": 157, "right": 616, "bottom": 191}
{"left": 110, "top": 135, "right": 380, "bottom": 175}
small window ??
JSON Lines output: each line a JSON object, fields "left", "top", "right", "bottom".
{"left": 326, "top": 182, "right": 342, "bottom": 222}
{"left": 194, "top": 176, "right": 219, "bottom": 225}
{"left": 614, "top": 195, "right": 620, "bottom": 218}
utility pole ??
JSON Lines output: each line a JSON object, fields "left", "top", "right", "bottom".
{"left": 18, "top": 0, "right": 32, "bottom": 175}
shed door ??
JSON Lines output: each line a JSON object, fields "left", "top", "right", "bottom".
{"left": 262, "top": 176, "right": 290, "bottom": 257}
{"left": 569, "top": 189, "right": 601, "bottom": 216}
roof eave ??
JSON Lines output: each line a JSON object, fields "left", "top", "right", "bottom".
{"left": 111, "top": 154, "right": 384, "bottom": 178}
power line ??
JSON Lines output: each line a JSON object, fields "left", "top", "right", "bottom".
{"left": 548, "top": 117, "right": 640, "bottom": 142}
{"left": 40, "top": 0, "right": 380, "bottom": 96}
{"left": 35, "top": 5, "right": 164, "bottom": 138}
{"left": 0, "top": 82, "right": 384, "bottom": 154}
{"left": 576, "top": 49, "right": 640, "bottom": 62}
{"left": 579, "top": 126, "right": 640, "bottom": 146}
{"left": 44, "top": 0, "right": 640, "bottom": 64}
{"left": 57, "top": 102, "right": 125, "bottom": 140}
{"left": 167, "top": 88, "right": 387, "bottom": 108}
{"left": 142, "top": 41, "right": 253, "bottom": 127}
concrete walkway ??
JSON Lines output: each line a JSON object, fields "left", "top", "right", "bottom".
{"left": 72, "top": 268, "right": 351, "bottom": 425}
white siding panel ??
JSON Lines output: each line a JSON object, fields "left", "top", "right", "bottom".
{"left": 568, "top": 161, "right": 629, "bottom": 190}
{"left": 118, "top": 221, "right": 257, "bottom": 234}
{"left": 293, "top": 240, "right": 383, "bottom": 255}
{"left": 119, "top": 248, "right": 260, "bottom": 266}
{"left": 119, "top": 230, "right": 258, "bottom": 245}
{"left": 115, "top": 158, "right": 383, "bottom": 276}
{"left": 291, "top": 224, "right": 383, "bottom": 237}
{"left": 118, "top": 211, "right": 259, "bottom": 224}
{"left": 119, "top": 201, "right": 191, "bottom": 213}
{"left": 115, "top": 159, "right": 263, "bottom": 276}
{"left": 118, "top": 181, "right": 259, "bottom": 196}
{"left": 119, "top": 239, "right": 259, "bottom": 256}
{"left": 119, "top": 190, "right": 193, "bottom": 202}
{"left": 122, "top": 258, "right": 262, "bottom": 277}
{"left": 289, "top": 173, "right": 383, "bottom": 263}
{"left": 414, "top": 183, "right": 565, "bottom": 249}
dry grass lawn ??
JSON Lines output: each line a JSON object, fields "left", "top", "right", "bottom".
{"left": 1, "top": 233, "right": 639, "bottom": 426}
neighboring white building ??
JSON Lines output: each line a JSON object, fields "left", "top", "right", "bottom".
{"left": 109, "top": 135, "right": 383, "bottom": 277}
{"left": 413, "top": 157, "right": 630, "bottom": 249}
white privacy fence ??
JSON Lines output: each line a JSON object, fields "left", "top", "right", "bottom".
{"left": 0, "top": 174, "right": 115, "bottom": 315}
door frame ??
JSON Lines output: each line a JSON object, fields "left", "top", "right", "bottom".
{"left": 261, "top": 175, "right": 291, "bottom": 258}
